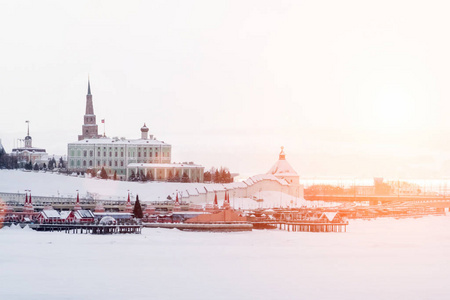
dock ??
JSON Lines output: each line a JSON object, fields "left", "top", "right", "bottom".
{"left": 143, "top": 222, "right": 253, "bottom": 231}
{"left": 252, "top": 221, "right": 348, "bottom": 232}
{"left": 28, "top": 223, "right": 142, "bottom": 234}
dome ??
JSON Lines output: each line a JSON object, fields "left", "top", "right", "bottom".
{"left": 140, "top": 123, "right": 149, "bottom": 132}
{"left": 99, "top": 216, "right": 116, "bottom": 225}
{"left": 267, "top": 147, "right": 298, "bottom": 176}
{"left": 25, "top": 136, "right": 32, "bottom": 140}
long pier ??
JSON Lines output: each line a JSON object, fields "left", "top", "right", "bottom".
{"left": 252, "top": 221, "right": 348, "bottom": 232}
{"left": 143, "top": 222, "right": 253, "bottom": 231}
{"left": 27, "top": 223, "right": 142, "bottom": 234}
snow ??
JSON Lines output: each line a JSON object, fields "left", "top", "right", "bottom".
{"left": 69, "top": 137, "right": 168, "bottom": 146}
{"left": 42, "top": 209, "right": 61, "bottom": 219}
{"left": 0, "top": 170, "right": 311, "bottom": 209}
{"left": 1, "top": 216, "right": 450, "bottom": 299}
{"left": 321, "top": 211, "right": 338, "bottom": 222}
{"left": 267, "top": 158, "right": 298, "bottom": 176}
{"left": 0, "top": 169, "right": 218, "bottom": 202}
{"left": 59, "top": 211, "right": 71, "bottom": 219}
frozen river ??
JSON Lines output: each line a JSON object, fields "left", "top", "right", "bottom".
{"left": 1, "top": 216, "right": 450, "bottom": 299}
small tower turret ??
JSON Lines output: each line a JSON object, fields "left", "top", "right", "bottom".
{"left": 141, "top": 123, "right": 149, "bottom": 140}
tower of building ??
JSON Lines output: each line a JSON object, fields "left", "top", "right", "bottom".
{"left": 78, "top": 79, "right": 100, "bottom": 141}
{"left": 24, "top": 120, "right": 32, "bottom": 148}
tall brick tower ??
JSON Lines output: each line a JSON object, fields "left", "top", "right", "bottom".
{"left": 78, "top": 79, "right": 100, "bottom": 140}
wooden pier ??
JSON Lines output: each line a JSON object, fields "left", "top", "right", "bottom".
{"left": 252, "top": 221, "right": 348, "bottom": 232}
{"left": 143, "top": 222, "right": 253, "bottom": 232}
{"left": 28, "top": 223, "right": 142, "bottom": 234}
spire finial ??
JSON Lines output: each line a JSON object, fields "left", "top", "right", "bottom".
{"left": 279, "top": 146, "right": 286, "bottom": 160}
{"left": 25, "top": 120, "right": 30, "bottom": 136}
{"left": 87, "top": 76, "right": 91, "bottom": 95}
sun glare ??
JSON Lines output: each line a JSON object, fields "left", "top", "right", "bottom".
{"left": 372, "top": 87, "right": 414, "bottom": 130}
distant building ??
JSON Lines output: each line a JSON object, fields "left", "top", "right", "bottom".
{"left": 67, "top": 80, "right": 203, "bottom": 182}
{"left": 267, "top": 147, "right": 299, "bottom": 185}
{"left": 11, "top": 121, "right": 48, "bottom": 168}
{"left": 267, "top": 147, "right": 302, "bottom": 198}
{"left": 68, "top": 131, "right": 172, "bottom": 180}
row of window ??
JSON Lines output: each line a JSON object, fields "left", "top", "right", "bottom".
{"left": 72, "top": 149, "right": 170, "bottom": 158}
{"left": 70, "top": 160, "right": 125, "bottom": 167}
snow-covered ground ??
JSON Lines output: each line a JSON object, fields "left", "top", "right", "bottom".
{"left": 0, "top": 169, "right": 205, "bottom": 201}
{"left": 0, "top": 170, "right": 318, "bottom": 209}
{"left": 1, "top": 216, "right": 450, "bottom": 299}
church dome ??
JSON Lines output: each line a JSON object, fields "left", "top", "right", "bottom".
{"left": 25, "top": 136, "right": 32, "bottom": 140}
{"left": 140, "top": 123, "right": 149, "bottom": 132}
{"left": 267, "top": 147, "right": 298, "bottom": 177}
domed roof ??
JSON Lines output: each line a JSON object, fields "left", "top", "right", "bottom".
{"left": 25, "top": 136, "right": 32, "bottom": 140}
{"left": 99, "top": 216, "right": 116, "bottom": 225}
{"left": 140, "top": 123, "right": 149, "bottom": 132}
{"left": 267, "top": 147, "right": 298, "bottom": 177}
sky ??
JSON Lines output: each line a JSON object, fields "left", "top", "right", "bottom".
{"left": 1, "top": 0, "right": 450, "bottom": 179}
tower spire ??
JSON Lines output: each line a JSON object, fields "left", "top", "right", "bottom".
{"left": 78, "top": 77, "right": 99, "bottom": 140}
{"left": 26, "top": 120, "right": 30, "bottom": 136}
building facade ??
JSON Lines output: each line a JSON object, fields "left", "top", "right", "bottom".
{"left": 67, "top": 80, "right": 203, "bottom": 182}
{"left": 11, "top": 122, "right": 48, "bottom": 168}
{"left": 68, "top": 126, "right": 172, "bottom": 180}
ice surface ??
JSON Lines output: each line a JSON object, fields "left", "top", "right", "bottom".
{"left": 1, "top": 216, "right": 450, "bottom": 299}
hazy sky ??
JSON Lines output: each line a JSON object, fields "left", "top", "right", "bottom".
{"left": 1, "top": 0, "right": 450, "bottom": 179}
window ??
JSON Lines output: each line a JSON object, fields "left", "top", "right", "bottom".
{"left": 109, "top": 152, "right": 112, "bottom": 157}
{"left": 98, "top": 151, "right": 100, "bottom": 156}
{"left": 120, "top": 161, "right": 124, "bottom": 167}
{"left": 83, "top": 151, "right": 87, "bottom": 157}
{"left": 97, "top": 161, "right": 100, "bottom": 166}
{"left": 89, "top": 160, "right": 93, "bottom": 166}
{"left": 115, "top": 161, "right": 118, "bottom": 167}
{"left": 77, "top": 160, "right": 80, "bottom": 166}
{"left": 138, "top": 152, "right": 141, "bottom": 157}
{"left": 156, "top": 152, "right": 158, "bottom": 157}
{"left": 89, "top": 150, "right": 93, "bottom": 157}
{"left": 70, "top": 160, "right": 74, "bottom": 166}
{"left": 150, "top": 152, "right": 152, "bottom": 157}
{"left": 121, "top": 152, "right": 123, "bottom": 157}
{"left": 103, "top": 152, "right": 106, "bottom": 157}
{"left": 115, "top": 152, "right": 117, "bottom": 157}
{"left": 144, "top": 152, "right": 146, "bottom": 157}
{"left": 109, "top": 161, "right": 112, "bottom": 167}
{"left": 83, "top": 161, "right": 86, "bottom": 166}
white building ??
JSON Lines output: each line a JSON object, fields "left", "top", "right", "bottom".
{"left": 267, "top": 147, "right": 300, "bottom": 185}
{"left": 11, "top": 122, "right": 48, "bottom": 168}
{"left": 68, "top": 128, "right": 172, "bottom": 180}
{"left": 67, "top": 80, "right": 203, "bottom": 182}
